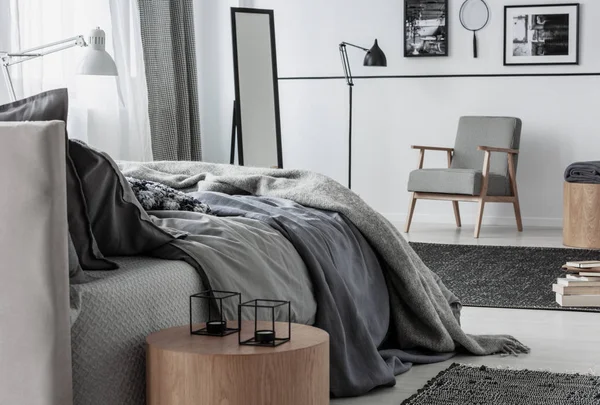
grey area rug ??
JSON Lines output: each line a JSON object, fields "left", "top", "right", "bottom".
{"left": 402, "top": 363, "right": 600, "bottom": 405}
{"left": 410, "top": 243, "right": 600, "bottom": 312}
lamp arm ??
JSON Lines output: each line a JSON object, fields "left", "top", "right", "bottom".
{"left": 339, "top": 41, "right": 373, "bottom": 86}
{"left": 0, "top": 34, "right": 86, "bottom": 102}
{"left": 2, "top": 35, "right": 86, "bottom": 67}
{"left": 2, "top": 64, "right": 17, "bottom": 101}
{"left": 340, "top": 42, "right": 370, "bottom": 52}
{"left": 17, "top": 35, "right": 85, "bottom": 55}
{"left": 338, "top": 44, "right": 353, "bottom": 87}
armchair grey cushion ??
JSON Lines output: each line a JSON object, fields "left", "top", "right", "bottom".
{"left": 408, "top": 169, "right": 509, "bottom": 196}
{"left": 407, "top": 116, "right": 522, "bottom": 197}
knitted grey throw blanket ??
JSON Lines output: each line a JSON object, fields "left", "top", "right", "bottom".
{"left": 118, "top": 161, "right": 529, "bottom": 358}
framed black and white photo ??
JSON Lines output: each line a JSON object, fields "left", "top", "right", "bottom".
{"left": 504, "top": 4, "right": 579, "bottom": 66}
{"left": 404, "top": 0, "right": 448, "bottom": 57}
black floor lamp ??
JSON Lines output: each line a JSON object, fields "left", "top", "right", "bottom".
{"left": 339, "top": 39, "right": 387, "bottom": 189}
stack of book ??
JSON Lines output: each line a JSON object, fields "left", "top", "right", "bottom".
{"left": 554, "top": 260, "right": 600, "bottom": 307}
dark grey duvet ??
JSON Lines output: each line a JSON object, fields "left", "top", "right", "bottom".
{"left": 182, "top": 191, "right": 455, "bottom": 397}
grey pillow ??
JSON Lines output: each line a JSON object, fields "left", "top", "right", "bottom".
{"left": 0, "top": 88, "right": 117, "bottom": 275}
{"left": 68, "top": 140, "right": 185, "bottom": 256}
{"left": 0, "top": 88, "right": 68, "bottom": 121}
{"left": 68, "top": 235, "right": 90, "bottom": 284}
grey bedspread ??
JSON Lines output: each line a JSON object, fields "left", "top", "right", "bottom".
{"left": 118, "top": 161, "right": 529, "bottom": 381}
{"left": 564, "top": 161, "right": 600, "bottom": 184}
{"left": 71, "top": 257, "right": 203, "bottom": 405}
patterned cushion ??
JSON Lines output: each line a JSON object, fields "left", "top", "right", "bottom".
{"left": 126, "top": 178, "right": 211, "bottom": 214}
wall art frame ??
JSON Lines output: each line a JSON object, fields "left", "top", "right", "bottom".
{"left": 504, "top": 3, "right": 580, "bottom": 66}
{"left": 404, "top": 0, "right": 449, "bottom": 57}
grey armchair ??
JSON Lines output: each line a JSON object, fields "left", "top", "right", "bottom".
{"left": 405, "top": 116, "right": 523, "bottom": 238}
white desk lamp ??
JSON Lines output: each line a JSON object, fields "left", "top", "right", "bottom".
{"left": 1, "top": 27, "right": 117, "bottom": 102}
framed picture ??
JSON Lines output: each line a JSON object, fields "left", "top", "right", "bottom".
{"left": 404, "top": 0, "right": 448, "bottom": 57}
{"left": 504, "top": 4, "right": 580, "bottom": 66}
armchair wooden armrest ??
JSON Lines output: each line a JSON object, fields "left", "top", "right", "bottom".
{"left": 477, "top": 146, "right": 519, "bottom": 154}
{"left": 411, "top": 145, "right": 455, "bottom": 170}
{"left": 411, "top": 145, "right": 454, "bottom": 152}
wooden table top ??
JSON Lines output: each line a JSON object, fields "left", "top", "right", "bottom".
{"left": 146, "top": 321, "right": 329, "bottom": 356}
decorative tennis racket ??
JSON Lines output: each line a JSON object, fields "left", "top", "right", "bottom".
{"left": 459, "top": 0, "right": 490, "bottom": 58}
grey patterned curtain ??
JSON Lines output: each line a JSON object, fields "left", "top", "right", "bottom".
{"left": 137, "top": 0, "right": 202, "bottom": 161}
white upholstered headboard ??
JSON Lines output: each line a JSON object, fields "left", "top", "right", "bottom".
{"left": 0, "top": 121, "right": 73, "bottom": 405}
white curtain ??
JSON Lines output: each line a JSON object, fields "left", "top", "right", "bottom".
{"left": 4, "top": 0, "right": 151, "bottom": 161}
{"left": 108, "top": 0, "right": 152, "bottom": 161}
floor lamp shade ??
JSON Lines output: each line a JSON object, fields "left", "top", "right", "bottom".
{"left": 363, "top": 40, "right": 387, "bottom": 67}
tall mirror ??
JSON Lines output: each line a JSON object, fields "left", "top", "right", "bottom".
{"left": 231, "top": 8, "right": 283, "bottom": 169}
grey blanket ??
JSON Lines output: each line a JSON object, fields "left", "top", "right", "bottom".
{"left": 564, "top": 161, "right": 600, "bottom": 184}
{"left": 193, "top": 192, "right": 427, "bottom": 396}
{"left": 118, "top": 161, "right": 530, "bottom": 391}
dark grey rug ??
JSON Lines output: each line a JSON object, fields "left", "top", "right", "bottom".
{"left": 409, "top": 243, "right": 600, "bottom": 312}
{"left": 402, "top": 363, "right": 600, "bottom": 405}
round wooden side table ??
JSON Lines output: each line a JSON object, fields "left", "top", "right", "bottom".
{"left": 563, "top": 182, "right": 600, "bottom": 249}
{"left": 146, "top": 321, "right": 330, "bottom": 405}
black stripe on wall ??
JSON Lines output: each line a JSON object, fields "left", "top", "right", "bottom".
{"left": 279, "top": 72, "right": 600, "bottom": 80}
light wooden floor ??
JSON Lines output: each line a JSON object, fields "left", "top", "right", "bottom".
{"left": 333, "top": 224, "right": 600, "bottom": 405}
{"left": 402, "top": 222, "right": 565, "bottom": 248}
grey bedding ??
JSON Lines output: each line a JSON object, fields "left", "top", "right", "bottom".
{"left": 119, "top": 161, "right": 529, "bottom": 392}
{"left": 564, "top": 161, "right": 600, "bottom": 184}
{"left": 187, "top": 192, "right": 396, "bottom": 396}
{"left": 149, "top": 212, "right": 317, "bottom": 324}
{"left": 71, "top": 257, "right": 203, "bottom": 405}
{"left": 71, "top": 215, "right": 314, "bottom": 405}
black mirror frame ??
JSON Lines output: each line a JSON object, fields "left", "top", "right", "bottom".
{"left": 230, "top": 7, "right": 284, "bottom": 169}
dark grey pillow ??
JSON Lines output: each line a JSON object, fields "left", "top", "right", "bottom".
{"left": 0, "top": 88, "right": 68, "bottom": 121}
{"left": 68, "top": 140, "right": 185, "bottom": 256}
{"left": 0, "top": 88, "right": 117, "bottom": 274}
{"left": 68, "top": 235, "right": 90, "bottom": 284}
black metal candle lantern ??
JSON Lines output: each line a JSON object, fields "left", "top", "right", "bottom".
{"left": 189, "top": 290, "right": 241, "bottom": 337}
{"left": 238, "top": 299, "right": 291, "bottom": 347}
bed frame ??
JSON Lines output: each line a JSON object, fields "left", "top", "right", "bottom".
{"left": 0, "top": 121, "right": 73, "bottom": 405}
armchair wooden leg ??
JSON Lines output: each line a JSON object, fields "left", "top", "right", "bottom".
{"left": 474, "top": 150, "right": 491, "bottom": 239}
{"left": 452, "top": 201, "right": 461, "bottom": 228}
{"left": 507, "top": 154, "right": 523, "bottom": 232}
{"left": 404, "top": 193, "right": 417, "bottom": 233}
{"left": 474, "top": 199, "right": 485, "bottom": 238}
{"left": 513, "top": 198, "right": 523, "bottom": 232}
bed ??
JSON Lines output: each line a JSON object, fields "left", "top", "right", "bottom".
{"left": 0, "top": 90, "right": 529, "bottom": 405}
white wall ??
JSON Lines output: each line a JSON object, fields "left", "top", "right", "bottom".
{"left": 4, "top": 1, "right": 595, "bottom": 227}
{"left": 197, "top": 0, "right": 600, "bottom": 227}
